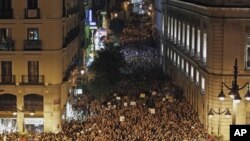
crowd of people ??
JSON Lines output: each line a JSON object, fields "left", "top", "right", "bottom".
{"left": 120, "top": 44, "right": 160, "bottom": 76}
{"left": 0, "top": 13, "right": 212, "bottom": 141}
{"left": 120, "top": 14, "right": 153, "bottom": 46}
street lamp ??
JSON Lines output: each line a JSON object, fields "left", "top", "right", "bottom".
{"left": 217, "top": 58, "right": 250, "bottom": 124}
{"left": 208, "top": 108, "right": 231, "bottom": 136}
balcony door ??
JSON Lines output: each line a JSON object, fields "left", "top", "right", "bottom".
{"left": 0, "top": 0, "right": 12, "bottom": 10}
{"left": 27, "top": 0, "right": 38, "bottom": 9}
{"left": 28, "top": 61, "right": 39, "bottom": 83}
{"left": 1, "top": 61, "right": 12, "bottom": 83}
{"left": 0, "top": 28, "right": 12, "bottom": 50}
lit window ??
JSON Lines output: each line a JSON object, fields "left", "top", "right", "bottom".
{"left": 196, "top": 70, "right": 200, "bottom": 84}
{"left": 178, "top": 21, "right": 181, "bottom": 43}
{"left": 167, "top": 16, "right": 171, "bottom": 36}
{"left": 191, "top": 66, "right": 194, "bottom": 80}
{"left": 182, "top": 23, "right": 185, "bottom": 45}
{"left": 245, "top": 37, "right": 250, "bottom": 68}
{"left": 201, "top": 76, "right": 205, "bottom": 93}
{"left": 28, "top": 28, "right": 39, "bottom": 40}
{"left": 203, "top": 32, "right": 207, "bottom": 63}
{"left": 191, "top": 26, "right": 195, "bottom": 54}
{"left": 177, "top": 55, "right": 180, "bottom": 67}
{"left": 171, "top": 17, "right": 174, "bottom": 39}
{"left": 170, "top": 50, "right": 173, "bottom": 60}
{"left": 197, "top": 29, "right": 201, "bottom": 58}
{"left": 186, "top": 24, "right": 190, "bottom": 50}
{"left": 186, "top": 62, "right": 189, "bottom": 75}
{"left": 162, "top": 15, "right": 165, "bottom": 34}
{"left": 181, "top": 58, "right": 184, "bottom": 70}
{"left": 174, "top": 19, "right": 177, "bottom": 41}
{"left": 173, "top": 52, "right": 176, "bottom": 64}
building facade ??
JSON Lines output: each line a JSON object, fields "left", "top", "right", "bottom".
{"left": 0, "top": 0, "right": 81, "bottom": 133}
{"left": 160, "top": 0, "right": 250, "bottom": 140}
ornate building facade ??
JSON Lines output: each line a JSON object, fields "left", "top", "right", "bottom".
{"left": 159, "top": 0, "right": 250, "bottom": 140}
{"left": 0, "top": 0, "right": 81, "bottom": 133}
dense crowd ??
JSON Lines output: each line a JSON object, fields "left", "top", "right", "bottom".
{"left": 0, "top": 13, "right": 211, "bottom": 141}
{"left": 120, "top": 14, "right": 153, "bottom": 46}
{"left": 120, "top": 45, "right": 160, "bottom": 76}
{"left": 0, "top": 78, "right": 209, "bottom": 141}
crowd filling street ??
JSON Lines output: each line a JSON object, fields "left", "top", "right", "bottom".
{"left": 0, "top": 14, "right": 213, "bottom": 141}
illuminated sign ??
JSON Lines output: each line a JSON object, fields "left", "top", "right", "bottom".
{"left": 88, "top": 10, "right": 92, "bottom": 22}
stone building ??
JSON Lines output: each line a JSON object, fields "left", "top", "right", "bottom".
{"left": 0, "top": 0, "right": 81, "bottom": 133}
{"left": 159, "top": 0, "right": 250, "bottom": 140}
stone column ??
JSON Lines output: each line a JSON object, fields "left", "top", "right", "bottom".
{"left": 16, "top": 92, "right": 24, "bottom": 133}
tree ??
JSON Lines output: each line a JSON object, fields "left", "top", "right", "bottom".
{"left": 109, "top": 18, "right": 125, "bottom": 36}
{"left": 88, "top": 45, "right": 125, "bottom": 99}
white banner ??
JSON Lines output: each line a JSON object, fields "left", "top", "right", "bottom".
{"left": 130, "top": 101, "right": 136, "bottom": 106}
{"left": 24, "top": 118, "right": 43, "bottom": 125}
{"left": 149, "top": 108, "right": 155, "bottom": 114}
{"left": 120, "top": 116, "right": 125, "bottom": 122}
{"left": 140, "top": 93, "right": 145, "bottom": 98}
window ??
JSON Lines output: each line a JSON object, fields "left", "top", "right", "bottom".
{"left": 177, "top": 55, "right": 180, "bottom": 67}
{"left": 174, "top": 19, "right": 177, "bottom": 41}
{"left": 167, "top": 16, "right": 171, "bottom": 36}
{"left": 191, "top": 26, "right": 195, "bottom": 54}
{"left": 182, "top": 22, "right": 185, "bottom": 45}
{"left": 173, "top": 52, "right": 176, "bottom": 64}
{"left": 162, "top": 15, "right": 165, "bottom": 35}
{"left": 201, "top": 76, "right": 205, "bottom": 94}
{"left": 186, "top": 24, "right": 190, "bottom": 50}
{"left": 27, "top": 28, "right": 39, "bottom": 40}
{"left": 0, "top": 0, "right": 11, "bottom": 10}
{"left": 197, "top": 29, "right": 201, "bottom": 58}
{"left": 181, "top": 58, "right": 184, "bottom": 70}
{"left": 28, "top": 61, "right": 39, "bottom": 83}
{"left": 203, "top": 32, "right": 207, "bottom": 63}
{"left": 27, "top": 0, "right": 38, "bottom": 9}
{"left": 170, "top": 50, "right": 173, "bottom": 61}
{"left": 1, "top": 61, "right": 12, "bottom": 83}
{"left": 171, "top": 17, "right": 174, "bottom": 39}
{"left": 167, "top": 48, "right": 169, "bottom": 58}
{"left": 186, "top": 62, "right": 189, "bottom": 75}
{"left": 0, "top": 28, "right": 11, "bottom": 41}
{"left": 178, "top": 21, "right": 181, "bottom": 43}
{"left": 191, "top": 66, "right": 194, "bottom": 80}
{"left": 196, "top": 70, "right": 200, "bottom": 84}
{"left": 245, "top": 37, "right": 250, "bottom": 68}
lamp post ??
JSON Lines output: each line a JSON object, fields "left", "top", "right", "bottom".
{"left": 217, "top": 58, "right": 250, "bottom": 125}
{"left": 208, "top": 108, "right": 231, "bottom": 136}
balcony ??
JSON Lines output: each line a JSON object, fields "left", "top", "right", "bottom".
{"left": 62, "top": 26, "right": 80, "bottom": 48}
{"left": 65, "top": 6, "right": 79, "bottom": 17}
{"left": 25, "top": 8, "right": 40, "bottom": 19}
{"left": 0, "top": 75, "right": 15, "bottom": 85}
{"left": 0, "top": 9, "right": 13, "bottom": 19}
{"left": 20, "top": 75, "right": 44, "bottom": 85}
{"left": 24, "top": 40, "right": 42, "bottom": 51}
{"left": 0, "top": 39, "right": 14, "bottom": 51}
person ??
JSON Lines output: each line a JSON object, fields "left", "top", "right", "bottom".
{"left": 208, "top": 132, "right": 216, "bottom": 141}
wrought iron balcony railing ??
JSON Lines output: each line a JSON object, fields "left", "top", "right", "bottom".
{"left": 21, "top": 75, "right": 44, "bottom": 85}
{"left": 24, "top": 40, "right": 42, "bottom": 51}
{"left": 0, "top": 75, "right": 15, "bottom": 85}
{"left": 0, "top": 9, "right": 13, "bottom": 19}
{"left": 0, "top": 39, "right": 15, "bottom": 51}
{"left": 25, "top": 8, "right": 40, "bottom": 19}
